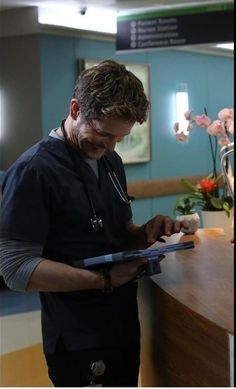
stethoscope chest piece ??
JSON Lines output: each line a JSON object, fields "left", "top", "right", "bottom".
{"left": 90, "top": 215, "right": 103, "bottom": 231}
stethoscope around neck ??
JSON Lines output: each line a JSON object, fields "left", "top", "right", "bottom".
{"left": 60, "top": 119, "right": 133, "bottom": 232}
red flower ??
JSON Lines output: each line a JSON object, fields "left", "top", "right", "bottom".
{"left": 198, "top": 178, "right": 217, "bottom": 193}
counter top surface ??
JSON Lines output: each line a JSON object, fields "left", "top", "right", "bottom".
{"left": 150, "top": 228, "right": 234, "bottom": 334}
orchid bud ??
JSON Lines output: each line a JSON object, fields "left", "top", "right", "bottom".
{"left": 184, "top": 111, "right": 192, "bottom": 120}
{"left": 174, "top": 122, "right": 179, "bottom": 132}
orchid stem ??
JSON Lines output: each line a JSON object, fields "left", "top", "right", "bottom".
{"left": 204, "top": 107, "right": 217, "bottom": 179}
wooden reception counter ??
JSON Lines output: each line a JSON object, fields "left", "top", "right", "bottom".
{"left": 138, "top": 228, "right": 234, "bottom": 387}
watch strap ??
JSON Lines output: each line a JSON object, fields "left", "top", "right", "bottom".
{"left": 101, "top": 266, "right": 113, "bottom": 293}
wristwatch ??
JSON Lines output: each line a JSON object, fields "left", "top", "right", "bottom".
{"left": 101, "top": 266, "right": 113, "bottom": 293}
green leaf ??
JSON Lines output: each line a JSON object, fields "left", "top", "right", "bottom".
{"left": 181, "top": 178, "right": 198, "bottom": 193}
{"left": 223, "top": 196, "right": 234, "bottom": 209}
{"left": 215, "top": 173, "right": 223, "bottom": 183}
{"left": 210, "top": 197, "right": 223, "bottom": 209}
{"left": 184, "top": 193, "right": 204, "bottom": 200}
{"left": 174, "top": 196, "right": 196, "bottom": 215}
{"left": 222, "top": 203, "right": 231, "bottom": 217}
{"left": 207, "top": 173, "right": 214, "bottom": 180}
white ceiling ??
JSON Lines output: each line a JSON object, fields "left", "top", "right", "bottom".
{"left": 0, "top": 0, "right": 233, "bottom": 13}
{"left": 0, "top": 0, "right": 234, "bottom": 54}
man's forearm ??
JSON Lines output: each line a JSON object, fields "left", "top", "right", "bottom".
{"left": 0, "top": 239, "right": 103, "bottom": 292}
{"left": 27, "top": 259, "right": 103, "bottom": 292}
{"left": 0, "top": 238, "right": 148, "bottom": 293}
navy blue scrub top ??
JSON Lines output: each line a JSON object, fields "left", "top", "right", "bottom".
{"left": 0, "top": 136, "right": 140, "bottom": 354}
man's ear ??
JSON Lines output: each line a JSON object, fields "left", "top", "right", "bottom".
{"left": 70, "top": 99, "right": 80, "bottom": 120}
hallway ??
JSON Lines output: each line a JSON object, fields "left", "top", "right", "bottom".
{"left": 0, "top": 284, "right": 52, "bottom": 386}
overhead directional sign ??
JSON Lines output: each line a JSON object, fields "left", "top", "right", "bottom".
{"left": 116, "top": 3, "right": 234, "bottom": 52}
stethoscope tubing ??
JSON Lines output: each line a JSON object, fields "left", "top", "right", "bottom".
{"left": 102, "top": 156, "right": 131, "bottom": 205}
{"left": 60, "top": 119, "right": 131, "bottom": 231}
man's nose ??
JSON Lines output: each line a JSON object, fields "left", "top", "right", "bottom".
{"left": 106, "top": 136, "right": 121, "bottom": 151}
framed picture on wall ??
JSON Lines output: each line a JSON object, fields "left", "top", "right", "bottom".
{"left": 77, "top": 58, "right": 151, "bottom": 164}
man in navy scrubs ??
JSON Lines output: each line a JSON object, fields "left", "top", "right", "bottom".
{"left": 0, "top": 60, "right": 187, "bottom": 387}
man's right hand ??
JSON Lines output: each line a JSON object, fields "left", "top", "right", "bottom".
{"left": 109, "top": 258, "right": 148, "bottom": 287}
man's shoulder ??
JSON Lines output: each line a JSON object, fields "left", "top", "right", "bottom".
{"left": 13, "top": 137, "right": 64, "bottom": 166}
{"left": 4, "top": 137, "right": 65, "bottom": 182}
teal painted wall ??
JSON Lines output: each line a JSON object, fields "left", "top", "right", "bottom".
{"left": 40, "top": 35, "right": 233, "bottom": 224}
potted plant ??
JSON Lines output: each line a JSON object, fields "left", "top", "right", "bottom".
{"left": 174, "top": 107, "right": 234, "bottom": 237}
{"left": 174, "top": 197, "right": 200, "bottom": 234}
{"left": 179, "top": 175, "right": 234, "bottom": 237}
{"left": 174, "top": 107, "right": 234, "bottom": 215}
{"left": 180, "top": 175, "right": 233, "bottom": 216}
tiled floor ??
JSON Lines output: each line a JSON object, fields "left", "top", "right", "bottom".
{"left": 0, "top": 284, "right": 52, "bottom": 386}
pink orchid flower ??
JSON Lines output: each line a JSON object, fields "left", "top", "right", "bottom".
{"left": 228, "top": 120, "right": 234, "bottom": 134}
{"left": 175, "top": 132, "right": 188, "bottom": 142}
{"left": 218, "top": 108, "right": 234, "bottom": 121}
{"left": 207, "top": 120, "right": 226, "bottom": 136}
{"left": 174, "top": 108, "right": 233, "bottom": 148}
{"left": 194, "top": 114, "right": 212, "bottom": 127}
{"left": 218, "top": 135, "right": 231, "bottom": 146}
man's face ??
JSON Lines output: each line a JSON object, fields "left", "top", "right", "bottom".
{"left": 72, "top": 117, "right": 134, "bottom": 159}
